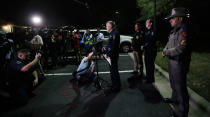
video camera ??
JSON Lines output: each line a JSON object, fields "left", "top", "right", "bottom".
{"left": 92, "top": 41, "right": 103, "bottom": 54}
{"left": 36, "top": 50, "right": 44, "bottom": 55}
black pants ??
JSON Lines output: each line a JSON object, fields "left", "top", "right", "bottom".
{"left": 138, "top": 51, "right": 143, "bottom": 74}
{"left": 9, "top": 86, "right": 32, "bottom": 106}
{"left": 9, "top": 77, "right": 34, "bottom": 106}
{"left": 169, "top": 60, "right": 189, "bottom": 117}
{"left": 144, "top": 50, "right": 157, "bottom": 82}
{"left": 110, "top": 57, "right": 121, "bottom": 89}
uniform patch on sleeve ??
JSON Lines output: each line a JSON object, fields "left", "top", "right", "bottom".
{"left": 113, "top": 35, "right": 115, "bottom": 40}
{"left": 136, "top": 36, "right": 139, "bottom": 39}
{"left": 181, "top": 31, "right": 187, "bottom": 38}
{"left": 16, "top": 61, "right": 22, "bottom": 64}
{"left": 181, "top": 40, "right": 186, "bottom": 45}
{"left": 151, "top": 31, "right": 154, "bottom": 36}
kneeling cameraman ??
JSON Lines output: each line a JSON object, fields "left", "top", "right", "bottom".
{"left": 71, "top": 51, "right": 101, "bottom": 89}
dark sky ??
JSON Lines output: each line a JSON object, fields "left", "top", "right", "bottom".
{"left": 0, "top": 0, "right": 137, "bottom": 29}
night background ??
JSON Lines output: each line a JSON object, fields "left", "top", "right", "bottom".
{"left": 1, "top": 0, "right": 210, "bottom": 36}
{"left": 1, "top": 1, "right": 210, "bottom": 117}
{"left": 1, "top": 0, "right": 210, "bottom": 43}
{"left": 0, "top": 0, "right": 137, "bottom": 31}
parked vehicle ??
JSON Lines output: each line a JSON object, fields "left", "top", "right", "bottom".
{"left": 79, "top": 29, "right": 132, "bottom": 53}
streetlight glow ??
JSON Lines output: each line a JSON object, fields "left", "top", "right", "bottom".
{"left": 31, "top": 16, "right": 42, "bottom": 25}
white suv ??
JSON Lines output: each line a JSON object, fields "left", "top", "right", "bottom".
{"left": 79, "top": 29, "right": 132, "bottom": 53}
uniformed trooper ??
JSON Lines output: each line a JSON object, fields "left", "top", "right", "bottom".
{"left": 131, "top": 23, "right": 144, "bottom": 75}
{"left": 142, "top": 19, "right": 157, "bottom": 83}
{"left": 162, "top": 7, "right": 191, "bottom": 117}
{"left": 7, "top": 49, "right": 41, "bottom": 106}
{"left": 102, "top": 21, "right": 121, "bottom": 93}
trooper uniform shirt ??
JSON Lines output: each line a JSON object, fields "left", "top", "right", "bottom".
{"left": 132, "top": 31, "right": 144, "bottom": 51}
{"left": 163, "top": 24, "right": 191, "bottom": 68}
{"left": 163, "top": 25, "right": 187, "bottom": 56}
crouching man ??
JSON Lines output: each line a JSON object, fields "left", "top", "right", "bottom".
{"left": 7, "top": 49, "right": 41, "bottom": 106}
{"left": 71, "top": 51, "right": 101, "bottom": 89}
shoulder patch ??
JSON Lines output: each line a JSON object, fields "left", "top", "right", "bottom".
{"left": 181, "top": 40, "right": 187, "bottom": 46}
{"left": 151, "top": 31, "right": 154, "bottom": 36}
{"left": 181, "top": 31, "right": 187, "bottom": 38}
{"left": 136, "top": 36, "right": 139, "bottom": 39}
{"left": 16, "top": 61, "right": 22, "bottom": 64}
{"left": 113, "top": 35, "right": 115, "bottom": 40}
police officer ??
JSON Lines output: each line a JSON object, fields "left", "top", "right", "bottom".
{"left": 162, "top": 8, "right": 191, "bottom": 117}
{"left": 131, "top": 23, "right": 144, "bottom": 75}
{"left": 102, "top": 21, "right": 121, "bottom": 93}
{"left": 142, "top": 19, "right": 157, "bottom": 83}
{"left": 7, "top": 49, "right": 41, "bottom": 106}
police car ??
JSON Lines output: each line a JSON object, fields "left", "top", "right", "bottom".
{"left": 79, "top": 29, "right": 132, "bottom": 53}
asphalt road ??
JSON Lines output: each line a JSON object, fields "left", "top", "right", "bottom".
{"left": 1, "top": 53, "right": 171, "bottom": 117}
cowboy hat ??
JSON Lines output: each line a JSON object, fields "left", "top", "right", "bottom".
{"left": 165, "top": 7, "right": 186, "bottom": 20}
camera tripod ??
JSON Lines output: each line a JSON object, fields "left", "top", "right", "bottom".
{"left": 93, "top": 51, "right": 110, "bottom": 95}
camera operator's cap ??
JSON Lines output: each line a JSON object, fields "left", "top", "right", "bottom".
{"left": 165, "top": 7, "right": 186, "bottom": 20}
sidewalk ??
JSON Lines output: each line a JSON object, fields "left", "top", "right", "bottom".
{"left": 128, "top": 53, "right": 210, "bottom": 117}
{"left": 155, "top": 64, "right": 210, "bottom": 117}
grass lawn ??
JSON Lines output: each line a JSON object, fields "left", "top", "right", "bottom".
{"left": 155, "top": 51, "right": 210, "bottom": 102}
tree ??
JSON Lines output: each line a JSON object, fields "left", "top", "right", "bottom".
{"left": 136, "top": 0, "right": 175, "bottom": 21}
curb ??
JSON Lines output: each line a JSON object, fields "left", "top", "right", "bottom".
{"left": 154, "top": 63, "right": 210, "bottom": 116}
{"left": 128, "top": 52, "right": 210, "bottom": 116}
